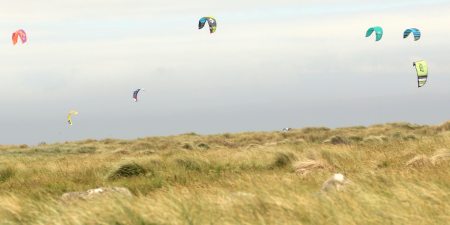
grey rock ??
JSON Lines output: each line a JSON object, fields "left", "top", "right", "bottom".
{"left": 321, "top": 173, "right": 354, "bottom": 193}
{"left": 59, "top": 187, "right": 132, "bottom": 204}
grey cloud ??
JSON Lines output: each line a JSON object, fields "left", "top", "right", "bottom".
{"left": 0, "top": 1, "right": 450, "bottom": 145}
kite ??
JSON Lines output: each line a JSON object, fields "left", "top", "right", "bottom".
{"left": 365, "top": 27, "right": 383, "bottom": 41}
{"left": 413, "top": 60, "right": 428, "bottom": 88}
{"left": 282, "top": 128, "right": 292, "bottom": 132}
{"left": 404, "top": 28, "right": 421, "bottom": 41}
{"left": 12, "top": 29, "right": 27, "bottom": 45}
{"left": 199, "top": 16, "right": 217, "bottom": 34}
{"left": 68, "top": 111, "right": 78, "bottom": 125}
{"left": 133, "top": 88, "right": 145, "bottom": 102}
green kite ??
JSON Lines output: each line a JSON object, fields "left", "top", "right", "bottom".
{"left": 366, "top": 26, "right": 383, "bottom": 41}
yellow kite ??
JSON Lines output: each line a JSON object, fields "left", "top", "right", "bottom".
{"left": 68, "top": 111, "right": 78, "bottom": 125}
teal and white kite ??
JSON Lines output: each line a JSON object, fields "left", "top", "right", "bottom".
{"left": 366, "top": 26, "right": 383, "bottom": 41}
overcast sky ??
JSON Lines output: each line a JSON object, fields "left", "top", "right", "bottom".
{"left": 1, "top": 0, "right": 450, "bottom": 145}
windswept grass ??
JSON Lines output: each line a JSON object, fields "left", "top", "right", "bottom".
{"left": 1, "top": 120, "right": 450, "bottom": 224}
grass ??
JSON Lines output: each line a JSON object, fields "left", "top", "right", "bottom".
{"left": 1, "top": 121, "right": 450, "bottom": 223}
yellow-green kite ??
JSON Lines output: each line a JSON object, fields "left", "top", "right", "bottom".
{"left": 413, "top": 61, "right": 428, "bottom": 88}
{"left": 68, "top": 111, "right": 78, "bottom": 125}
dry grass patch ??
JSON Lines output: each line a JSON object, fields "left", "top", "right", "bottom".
{"left": 405, "top": 155, "right": 434, "bottom": 167}
{"left": 406, "top": 149, "right": 450, "bottom": 167}
{"left": 113, "top": 149, "right": 131, "bottom": 155}
{"left": 293, "top": 159, "right": 328, "bottom": 175}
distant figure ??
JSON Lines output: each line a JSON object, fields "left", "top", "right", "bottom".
{"left": 282, "top": 128, "right": 292, "bottom": 132}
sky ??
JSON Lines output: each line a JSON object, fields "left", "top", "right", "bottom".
{"left": 1, "top": 0, "right": 450, "bottom": 145}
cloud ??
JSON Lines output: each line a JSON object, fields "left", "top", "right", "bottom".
{"left": 0, "top": 0, "right": 449, "bottom": 145}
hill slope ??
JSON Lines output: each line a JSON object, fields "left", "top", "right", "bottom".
{"left": 1, "top": 121, "right": 450, "bottom": 224}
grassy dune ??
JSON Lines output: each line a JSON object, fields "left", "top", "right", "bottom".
{"left": 2, "top": 121, "right": 450, "bottom": 224}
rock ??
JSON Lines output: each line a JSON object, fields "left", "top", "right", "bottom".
{"left": 59, "top": 187, "right": 132, "bottom": 204}
{"left": 86, "top": 187, "right": 132, "bottom": 197}
{"left": 59, "top": 192, "right": 90, "bottom": 203}
{"left": 321, "top": 173, "right": 354, "bottom": 193}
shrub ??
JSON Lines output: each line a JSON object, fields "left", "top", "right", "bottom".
{"left": 348, "top": 135, "right": 363, "bottom": 142}
{"left": 196, "top": 142, "right": 210, "bottom": 150}
{"left": 131, "top": 142, "right": 154, "bottom": 151}
{"left": 117, "top": 140, "right": 134, "bottom": 145}
{"left": 0, "top": 166, "right": 15, "bottom": 182}
{"left": 181, "top": 142, "right": 194, "bottom": 150}
{"left": 19, "top": 144, "right": 28, "bottom": 149}
{"left": 272, "top": 151, "right": 298, "bottom": 168}
{"left": 386, "top": 122, "right": 415, "bottom": 130}
{"left": 99, "top": 138, "right": 116, "bottom": 144}
{"left": 105, "top": 162, "right": 146, "bottom": 180}
{"left": 76, "top": 146, "right": 97, "bottom": 153}
{"left": 368, "top": 124, "right": 384, "bottom": 128}
{"left": 436, "top": 121, "right": 450, "bottom": 132}
{"left": 392, "top": 131, "right": 404, "bottom": 138}
{"left": 221, "top": 141, "right": 237, "bottom": 148}
{"left": 49, "top": 147, "right": 63, "bottom": 153}
{"left": 174, "top": 155, "right": 210, "bottom": 171}
{"left": 403, "top": 134, "right": 417, "bottom": 141}
{"left": 323, "top": 136, "right": 348, "bottom": 145}
{"left": 299, "top": 127, "right": 330, "bottom": 134}
{"left": 377, "top": 162, "right": 389, "bottom": 168}
{"left": 79, "top": 138, "right": 97, "bottom": 144}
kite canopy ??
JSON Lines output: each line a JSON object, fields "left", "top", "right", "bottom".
{"left": 68, "top": 111, "right": 78, "bottom": 125}
{"left": 413, "top": 60, "right": 428, "bottom": 88}
{"left": 133, "top": 88, "right": 145, "bottom": 102}
{"left": 366, "top": 26, "right": 383, "bottom": 41}
{"left": 404, "top": 28, "right": 421, "bottom": 41}
{"left": 12, "top": 29, "right": 27, "bottom": 45}
{"left": 199, "top": 16, "right": 217, "bottom": 33}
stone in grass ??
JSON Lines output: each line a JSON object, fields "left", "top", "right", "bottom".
{"left": 321, "top": 173, "right": 354, "bottom": 193}
{"left": 59, "top": 187, "right": 132, "bottom": 204}
{"left": 86, "top": 187, "right": 132, "bottom": 197}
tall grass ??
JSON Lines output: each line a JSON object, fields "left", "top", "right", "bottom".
{"left": 1, "top": 120, "right": 450, "bottom": 224}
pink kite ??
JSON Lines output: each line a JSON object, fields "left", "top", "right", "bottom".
{"left": 12, "top": 29, "right": 27, "bottom": 45}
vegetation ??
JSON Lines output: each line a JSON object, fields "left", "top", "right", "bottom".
{"left": 1, "top": 121, "right": 450, "bottom": 224}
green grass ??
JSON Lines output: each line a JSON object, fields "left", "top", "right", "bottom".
{"left": 1, "top": 121, "right": 450, "bottom": 224}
